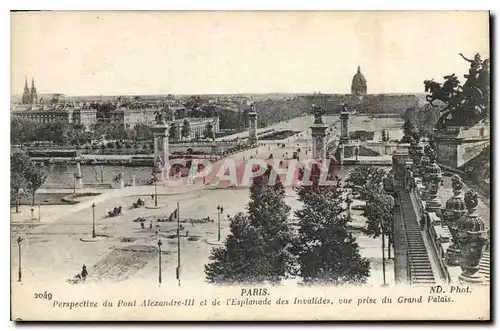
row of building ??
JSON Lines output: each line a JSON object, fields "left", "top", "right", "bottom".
{"left": 11, "top": 103, "right": 220, "bottom": 140}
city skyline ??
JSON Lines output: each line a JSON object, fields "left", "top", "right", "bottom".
{"left": 11, "top": 11, "right": 489, "bottom": 96}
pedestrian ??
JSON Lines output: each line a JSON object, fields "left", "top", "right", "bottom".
{"left": 81, "top": 264, "right": 88, "bottom": 280}
{"left": 141, "top": 222, "right": 145, "bottom": 229}
{"left": 149, "top": 221, "right": 153, "bottom": 229}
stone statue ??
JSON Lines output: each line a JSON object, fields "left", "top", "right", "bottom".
{"left": 425, "top": 52, "right": 490, "bottom": 129}
{"left": 459, "top": 52, "right": 483, "bottom": 76}
{"left": 154, "top": 110, "right": 165, "bottom": 124}
{"left": 312, "top": 104, "right": 325, "bottom": 124}
{"left": 249, "top": 103, "right": 256, "bottom": 113}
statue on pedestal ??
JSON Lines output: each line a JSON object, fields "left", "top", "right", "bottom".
{"left": 312, "top": 104, "right": 325, "bottom": 125}
{"left": 154, "top": 110, "right": 165, "bottom": 125}
{"left": 425, "top": 52, "right": 490, "bottom": 129}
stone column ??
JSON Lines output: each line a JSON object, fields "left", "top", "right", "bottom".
{"left": 152, "top": 121, "right": 169, "bottom": 183}
{"left": 340, "top": 112, "right": 349, "bottom": 143}
{"left": 455, "top": 189, "right": 488, "bottom": 284}
{"left": 311, "top": 123, "right": 327, "bottom": 160}
{"left": 248, "top": 105, "right": 258, "bottom": 144}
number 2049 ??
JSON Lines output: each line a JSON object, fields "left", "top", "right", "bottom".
{"left": 34, "top": 292, "right": 52, "bottom": 300}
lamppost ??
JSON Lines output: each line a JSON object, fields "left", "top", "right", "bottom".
{"left": 157, "top": 239, "right": 162, "bottom": 284}
{"left": 16, "top": 188, "right": 24, "bottom": 213}
{"left": 217, "top": 205, "right": 224, "bottom": 242}
{"left": 30, "top": 207, "right": 34, "bottom": 222}
{"left": 153, "top": 175, "right": 158, "bottom": 207}
{"left": 17, "top": 236, "right": 23, "bottom": 282}
{"left": 381, "top": 217, "right": 387, "bottom": 287}
{"left": 92, "top": 203, "right": 96, "bottom": 238}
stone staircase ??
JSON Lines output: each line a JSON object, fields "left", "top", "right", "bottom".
{"left": 478, "top": 251, "right": 490, "bottom": 282}
{"left": 399, "top": 191, "right": 436, "bottom": 285}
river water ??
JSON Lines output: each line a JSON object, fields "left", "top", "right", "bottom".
{"left": 39, "top": 163, "right": 391, "bottom": 188}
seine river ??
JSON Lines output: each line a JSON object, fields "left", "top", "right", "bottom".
{"left": 39, "top": 163, "right": 391, "bottom": 188}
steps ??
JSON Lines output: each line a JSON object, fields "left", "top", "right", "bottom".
{"left": 478, "top": 251, "right": 490, "bottom": 282}
{"left": 399, "top": 191, "right": 436, "bottom": 284}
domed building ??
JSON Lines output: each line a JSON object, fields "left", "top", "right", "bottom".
{"left": 351, "top": 66, "right": 367, "bottom": 96}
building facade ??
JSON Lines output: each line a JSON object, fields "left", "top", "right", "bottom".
{"left": 169, "top": 117, "right": 220, "bottom": 140}
{"left": 11, "top": 105, "right": 98, "bottom": 130}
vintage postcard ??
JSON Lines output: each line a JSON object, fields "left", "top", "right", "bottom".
{"left": 10, "top": 11, "right": 490, "bottom": 321}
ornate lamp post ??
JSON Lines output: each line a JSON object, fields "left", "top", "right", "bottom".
{"left": 217, "top": 205, "right": 224, "bottom": 242}
{"left": 91, "top": 203, "right": 96, "bottom": 238}
{"left": 17, "top": 236, "right": 23, "bottom": 282}
{"left": 157, "top": 239, "right": 163, "bottom": 284}
{"left": 454, "top": 189, "right": 488, "bottom": 284}
{"left": 442, "top": 175, "right": 467, "bottom": 266}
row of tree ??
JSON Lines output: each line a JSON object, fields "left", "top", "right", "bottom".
{"left": 11, "top": 116, "right": 217, "bottom": 146}
{"left": 11, "top": 150, "right": 47, "bottom": 210}
{"left": 205, "top": 164, "right": 393, "bottom": 285}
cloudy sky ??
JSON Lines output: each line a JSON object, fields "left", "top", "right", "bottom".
{"left": 11, "top": 11, "right": 489, "bottom": 96}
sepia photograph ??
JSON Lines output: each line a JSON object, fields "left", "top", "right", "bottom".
{"left": 9, "top": 10, "right": 490, "bottom": 321}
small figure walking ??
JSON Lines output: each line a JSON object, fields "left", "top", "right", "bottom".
{"left": 141, "top": 222, "right": 145, "bottom": 229}
{"left": 149, "top": 221, "right": 153, "bottom": 229}
{"left": 81, "top": 264, "right": 88, "bottom": 280}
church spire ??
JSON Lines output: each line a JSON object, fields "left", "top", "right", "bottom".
{"left": 22, "top": 75, "right": 31, "bottom": 105}
{"left": 30, "top": 77, "right": 38, "bottom": 104}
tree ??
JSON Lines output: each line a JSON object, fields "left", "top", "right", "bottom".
{"left": 205, "top": 166, "right": 294, "bottom": 285}
{"left": 181, "top": 119, "right": 191, "bottom": 140}
{"left": 169, "top": 122, "right": 178, "bottom": 140}
{"left": 345, "top": 165, "right": 387, "bottom": 202}
{"left": 131, "top": 124, "right": 152, "bottom": 141}
{"left": 402, "top": 119, "right": 419, "bottom": 143}
{"left": 11, "top": 151, "right": 46, "bottom": 208}
{"left": 204, "top": 122, "right": 214, "bottom": 140}
{"left": 292, "top": 181, "right": 370, "bottom": 285}
{"left": 363, "top": 193, "right": 395, "bottom": 259}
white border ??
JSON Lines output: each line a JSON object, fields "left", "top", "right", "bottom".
{"left": 2, "top": 1, "right": 498, "bottom": 330}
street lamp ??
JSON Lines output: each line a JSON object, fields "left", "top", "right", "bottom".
{"left": 381, "top": 218, "right": 387, "bottom": 287}
{"left": 92, "top": 203, "right": 96, "bottom": 238}
{"left": 30, "top": 207, "right": 34, "bottom": 222}
{"left": 216, "top": 205, "right": 224, "bottom": 242}
{"left": 157, "top": 239, "right": 163, "bottom": 284}
{"left": 17, "top": 236, "right": 23, "bottom": 282}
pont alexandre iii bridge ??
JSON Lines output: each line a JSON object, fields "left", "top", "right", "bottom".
{"left": 387, "top": 140, "right": 490, "bottom": 286}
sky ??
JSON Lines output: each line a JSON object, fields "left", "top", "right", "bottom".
{"left": 11, "top": 11, "right": 490, "bottom": 96}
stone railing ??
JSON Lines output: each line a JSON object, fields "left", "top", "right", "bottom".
{"left": 398, "top": 141, "right": 489, "bottom": 284}
{"left": 61, "top": 192, "right": 101, "bottom": 204}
